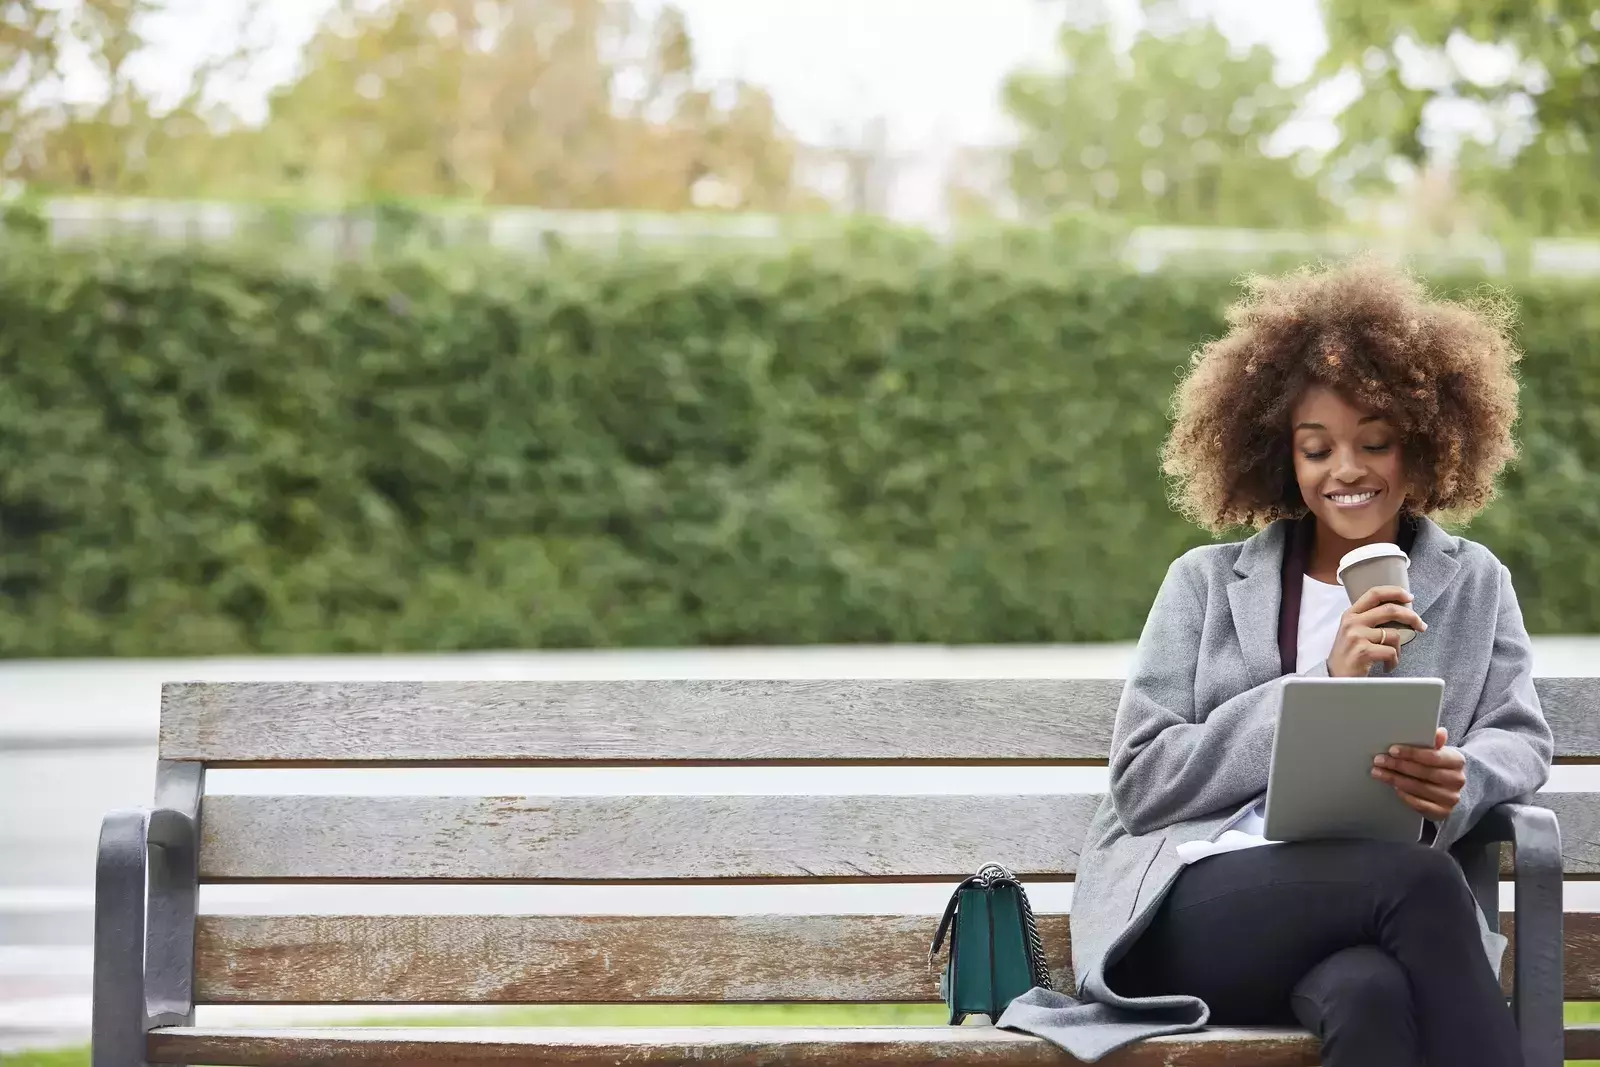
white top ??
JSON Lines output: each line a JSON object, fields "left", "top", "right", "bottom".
{"left": 1174, "top": 575, "right": 1347, "bottom": 863}
{"left": 1297, "top": 575, "right": 1352, "bottom": 672}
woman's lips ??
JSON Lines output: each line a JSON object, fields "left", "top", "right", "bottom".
{"left": 1326, "top": 489, "right": 1381, "bottom": 509}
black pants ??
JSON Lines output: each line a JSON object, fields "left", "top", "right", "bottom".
{"left": 1105, "top": 840, "right": 1521, "bottom": 1067}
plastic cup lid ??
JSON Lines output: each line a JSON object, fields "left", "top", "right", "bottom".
{"left": 1336, "top": 542, "right": 1410, "bottom": 584}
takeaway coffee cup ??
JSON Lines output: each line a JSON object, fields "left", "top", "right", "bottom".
{"left": 1337, "top": 543, "right": 1416, "bottom": 646}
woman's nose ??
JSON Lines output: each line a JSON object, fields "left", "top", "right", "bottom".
{"left": 1332, "top": 448, "right": 1366, "bottom": 480}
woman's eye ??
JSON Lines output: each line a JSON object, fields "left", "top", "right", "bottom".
{"left": 1364, "top": 443, "right": 1392, "bottom": 453}
{"left": 1302, "top": 450, "right": 1331, "bottom": 461}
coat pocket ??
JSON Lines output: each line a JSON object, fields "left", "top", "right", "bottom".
{"left": 1125, "top": 833, "right": 1169, "bottom": 922}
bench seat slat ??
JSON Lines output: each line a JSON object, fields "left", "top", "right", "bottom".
{"left": 198, "top": 792, "right": 1600, "bottom": 882}
{"left": 147, "top": 1025, "right": 1323, "bottom": 1067}
{"left": 191, "top": 912, "right": 1600, "bottom": 1004}
{"left": 139, "top": 1023, "right": 1600, "bottom": 1065}
{"left": 160, "top": 678, "right": 1600, "bottom": 764}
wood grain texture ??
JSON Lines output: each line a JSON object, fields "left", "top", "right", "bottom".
{"left": 1502, "top": 792, "right": 1600, "bottom": 876}
{"left": 1535, "top": 677, "right": 1600, "bottom": 759}
{"left": 193, "top": 914, "right": 1076, "bottom": 1004}
{"left": 198, "top": 794, "right": 1098, "bottom": 882}
{"left": 195, "top": 912, "right": 1600, "bottom": 1005}
{"left": 158, "top": 678, "right": 1600, "bottom": 765}
{"left": 197, "top": 792, "right": 1600, "bottom": 882}
{"left": 1496, "top": 912, "right": 1600, "bottom": 998}
{"left": 146, "top": 1025, "right": 1323, "bottom": 1067}
{"left": 159, "top": 679, "right": 1128, "bottom": 764}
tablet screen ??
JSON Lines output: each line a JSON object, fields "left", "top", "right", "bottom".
{"left": 1263, "top": 677, "right": 1444, "bottom": 843}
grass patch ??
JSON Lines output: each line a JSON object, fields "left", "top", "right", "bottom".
{"left": 0, "top": 1049, "right": 90, "bottom": 1067}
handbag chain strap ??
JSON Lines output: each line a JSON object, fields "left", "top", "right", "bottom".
{"left": 975, "top": 863, "right": 1053, "bottom": 992}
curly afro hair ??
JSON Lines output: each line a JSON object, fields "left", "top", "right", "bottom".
{"left": 1162, "top": 255, "right": 1522, "bottom": 533}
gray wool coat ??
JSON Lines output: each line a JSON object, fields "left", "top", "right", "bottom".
{"left": 997, "top": 516, "right": 1554, "bottom": 1062}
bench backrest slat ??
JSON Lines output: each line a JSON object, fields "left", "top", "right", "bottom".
{"left": 194, "top": 913, "right": 1072, "bottom": 1004}
{"left": 162, "top": 679, "right": 1600, "bottom": 763}
{"left": 189, "top": 912, "right": 1600, "bottom": 1005}
{"left": 197, "top": 791, "right": 1600, "bottom": 883}
{"left": 199, "top": 794, "right": 1099, "bottom": 882}
{"left": 160, "top": 679, "right": 1126, "bottom": 764}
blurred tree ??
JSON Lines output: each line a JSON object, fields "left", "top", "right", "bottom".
{"left": 243, "top": 0, "right": 799, "bottom": 210}
{"left": 3, "top": 0, "right": 796, "bottom": 211}
{"left": 1321, "top": 0, "right": 1600, "bottom": 234}
{"left": 0, "top": 2, "right": 63, "bottom": 181}
{"left": 4, "top": 0, "right": 265, "bottom": 194}
{"left": 36, "top": 0, "right": 163, "bottom": 189}
{"left": 1003, "top": 5, "right": 1333, "bottom": 227}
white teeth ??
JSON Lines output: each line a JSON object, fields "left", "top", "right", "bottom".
{"left": 1330, "top": 491, "right": 1378, "bottom": 505}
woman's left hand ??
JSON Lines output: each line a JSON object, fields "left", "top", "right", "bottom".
{"left": 1372, "top": 727, "right": 1466, "bottom": 820}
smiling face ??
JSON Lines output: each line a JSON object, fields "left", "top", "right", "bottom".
{"left": 1290, "top": 385, "right": 1408, "bottom": 544}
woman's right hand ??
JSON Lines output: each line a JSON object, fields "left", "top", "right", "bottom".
{"left": 1327, "top": 585, "right": 1428, "bottom": 677}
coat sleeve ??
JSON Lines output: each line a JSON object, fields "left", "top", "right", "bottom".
{"left": 1107, "top": 554, "right": 1327, "bottom": 836}
{"left": 1431, "top": 564, "right": 1554, "bottom": 851}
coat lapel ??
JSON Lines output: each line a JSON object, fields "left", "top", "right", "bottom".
{"left": 1405, "top": 516, "right": 1462, "bottom": 620}
{"left": 1227, "top": 521, "right": 1289, "bottom": 688}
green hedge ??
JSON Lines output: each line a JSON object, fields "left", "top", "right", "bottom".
{"left": 1, "top": 234, "right": 1597, "bottom": 657}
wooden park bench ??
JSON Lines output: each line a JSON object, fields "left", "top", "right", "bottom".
{"left": 95, "top": 678, "right": 1598, "bottom": 1067}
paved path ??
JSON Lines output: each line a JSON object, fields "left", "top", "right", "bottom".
{"left": 4, "top": 640, "right": 1597, "bottom": 1051}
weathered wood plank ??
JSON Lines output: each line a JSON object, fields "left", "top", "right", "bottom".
{"left": 198, "top": 792, "right": 1600, "bottom": 882}
{"left": 1536, "top": 677, "right": 1600, "bottom": 759}
{"left": 146, "top": 1025, "right": 1322, "bottom": 1067}
{"left": 1568, "top": 1024, "right": 1600, "bottom": 1060}
{"left": 195, "top": 912, "right": 1600, "bottom": 1005}
{"left": 1497, "top": 912, "right": 1600, "bottom": 998}
{"left": 1502, "top": 792, "right": 1600, "bottom": 877}
{"left": 159, "top": 680, "right": 1126, "bottom": 765}
{"left": 193, "top": 914, "right": 1075, "bottom": 1004}
{"left": 157, "top": 678, "right": 1600, "bottom": 764}
{"left": 198, "top": 794, "right": 1099, "bottom": 882}
{"left": 1563, "top": 911, "right": 1600, "bottom": 999}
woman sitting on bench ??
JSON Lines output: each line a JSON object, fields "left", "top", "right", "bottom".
{"left": 1002, "top": 257, "right": 1554, "bottom": 1066}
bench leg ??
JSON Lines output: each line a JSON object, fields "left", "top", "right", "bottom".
{"left": 1508, "top": 805, "right": 1563, "bottom": 1067}
{"left": 1458, "top": 802, "right": 1564, "bottom": 1067}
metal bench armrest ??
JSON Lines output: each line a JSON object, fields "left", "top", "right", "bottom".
{"left": 93, "top": 763, "right": 202, "bottom": 1067}
{"left": 1454, "top": 801, "right": 1563, "bottom": 1067}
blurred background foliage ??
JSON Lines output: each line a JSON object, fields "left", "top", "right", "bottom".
{"left": 2, "top": 232, "right": 1596, "bottom": 657}
{"left": 3, "top": 0, "right": 1600, "bottom": 656}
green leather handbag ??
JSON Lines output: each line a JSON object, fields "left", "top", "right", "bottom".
{"left": 928, "top": 862, "right": 1053, "bottom": 1024}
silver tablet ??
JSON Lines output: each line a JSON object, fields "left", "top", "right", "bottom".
{"left": 1263, "top": 677, "right": 1444, "bottom": 844}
